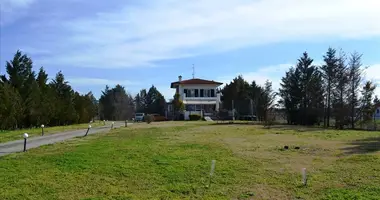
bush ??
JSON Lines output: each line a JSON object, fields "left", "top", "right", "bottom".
{"left": 189, "top": 114, "right": 202, "bottom": 121}
{"left": 176, "top": 113, "right": 185, "bottom": 121}
{"left": 145, "top": 114, "right": 154, "bottom": 124}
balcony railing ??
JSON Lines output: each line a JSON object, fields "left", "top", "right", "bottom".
{"left": 184, "top": 97, "right": 217, "bottom": 100}
{"left": 181, "top": 94, "right": 221, "bottom": 102}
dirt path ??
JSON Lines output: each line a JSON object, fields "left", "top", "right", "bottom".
{"left": 0, "top": 122, "right": 129, "bottom": 157}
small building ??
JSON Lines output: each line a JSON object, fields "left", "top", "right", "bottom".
{"left": 169, "top": 75, "right": 223, "bottom": 120}
{"left": 374, "top": 104, "right": 380, "bottom": 120}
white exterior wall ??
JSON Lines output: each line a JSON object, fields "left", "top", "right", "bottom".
{"left": 178, "top": 84, "right": 218, "bottom": 98}
{"left": 375, "top": 106, "right": 380, "bottom": 120}
{"left": 178, "top": 84, "right": 220, "bottom": 104}
{"left": 177, "top": 84, "right": 221, "bottom": 120}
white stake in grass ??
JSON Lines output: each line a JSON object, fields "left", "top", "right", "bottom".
{"left": 302, "top": 168, "right": 307, "bottom": 186}
{"left": 208, "top": 160, "right": 216, "bottom": 187}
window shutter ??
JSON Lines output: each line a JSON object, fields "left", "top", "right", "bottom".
{"left": 211, "top": 89, "right": 215, "bottom": 97}
{"left": 195, "top": 89, "right": 199, "bottom": 97}
{"left": 200, "top": 89, "right": 204, "bottom": 97}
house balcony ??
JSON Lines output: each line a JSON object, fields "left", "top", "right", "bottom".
{"left": 181, "top": 94, "right": 221, "bottom": 105}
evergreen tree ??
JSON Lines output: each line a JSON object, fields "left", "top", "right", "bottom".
{"left": 347, "top": 52, "right": 364, "bottom": 128}
{"left": 36, "top": 67, "right": 55, "bottom": 125}
{"left": 279, "top": 52, "right": 324, "bottom": 125}
{"left": 139, "top": 89, "right": 148, "bottom": 113}
{"left": 0, "top": 51, "right": 99, "bottom": 130}
{"left": 99, "top": 85, "right": 113, "bottom": 120}
{"left": 279, "top": 67, "right": 302, "bottom": 124}
{"left": 2, "top": 51, "right": 36, "bottom": 128}
{"left": 332, "top": 50, "right": 350, "bottom": 128}
{"left": 296, "top": 52, "right": 323, "bottom": 125}
{"left": 321, "top": 47, "right": 339, "bottom": 127}
{"left": 0, "top": 83, "right": 24, "bottom": 129}
{"left": 249, "top": 81, "right": 265, "bottom": 121}
{"left": 260, "top": 80, "right": 277, "bottom": 121}
{"left": 134, "top": 93, "right": 142, "bottom": 113}
{"left": 50, "top": 71, "right": 77, "bottom": 125}
{"left": 360, "top": 81, "right": 377, "bottom": 124}
{"left": 99, "top": 85, "right": 135, "bottom": 120}
{"left": 146, "top": 85, "right": 166, "bottom": 115}
{"left": 221, "top": 76, "right": 252, "bottom": 117}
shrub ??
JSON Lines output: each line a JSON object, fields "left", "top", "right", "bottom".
{"left": 263, "top": 111, "right": 276, "bottom": 128}
{"left": 189, "top": 114, "right": 202, "bottom": 121}
{"left": 145, "top": 114, "right": 154, "bottom": 124}
{"left": 153, "top": 115, "right": 167, "bottom": 122}
{"left": 178, "top": 114, "right": 185, "bottom": 121}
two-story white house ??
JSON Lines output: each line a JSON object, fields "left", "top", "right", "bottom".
{"left": 167, "top": 76, "right": 223, "bottom": 120}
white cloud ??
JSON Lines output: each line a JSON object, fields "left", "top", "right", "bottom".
{"left": 217, "top": 63, "right": 291, "bottom": 91}
{"left": 0, "top": 0, "right": 36, "bottom": 25}
{"left": 1, "top": 0, "right": 35, "bottom": 9}
{"left": 39, "top": 0, "right": 380, "bottom": 68}
{"left": 67, "top": 77, "right": 139, "bottom": 87}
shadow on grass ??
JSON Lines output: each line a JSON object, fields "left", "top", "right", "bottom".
{"left": 342, "top": 137, "right": 380, "bottom": 154}
{"left": 209, "top": 122, "right": 324, "bottom": 132}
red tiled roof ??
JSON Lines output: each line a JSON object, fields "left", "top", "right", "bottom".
{"left": 171, "top": 78, "right": 223, "bottom": 88}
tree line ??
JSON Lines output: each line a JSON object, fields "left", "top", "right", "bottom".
{"left": 220, "top": 47, "right": 378, "bottom": 129}
{"left": 0, "top": 51, "right": 98, "bottom": 130}
{"left": 98, "top": 85, "right": 166, "bottom": 121}
{"left": 220, "top": 76, "right": 276, "bottom": 122}
{"left": 279, "top": 48, "right": 378, "bottom": 128}
{"left": 1, "top": 48, "right": 378, "bottom": 130}
{"left": 0, "top": 51, "right": 169, "bottom": 130}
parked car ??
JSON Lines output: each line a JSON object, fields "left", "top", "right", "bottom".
{"left": 134, "top": 113, "right": 145, "bottom": 122}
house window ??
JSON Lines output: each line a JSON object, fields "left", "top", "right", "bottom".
{"left": 200, "top": 89, "right": 204, "bottom": 97}
{"left": 204, "top": 89, "right": 215, "bottom": 97}
{"left": 377, "top": 109, "right": 379, "bottom": 114}
{"left": 186, "top": 104, "right": 195, "bottom": 111}
{"left": 188, "top": 89, "right": 195, "bottom": 97}
{"left": 183, "top": 89, "right": 187, "bottom": 97}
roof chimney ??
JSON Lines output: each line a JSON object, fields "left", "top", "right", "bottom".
{"left": 178, "top": 75, "right": 182, "bottom": 82}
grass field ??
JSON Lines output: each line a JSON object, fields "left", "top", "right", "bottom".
{"left": 1, "top": 121, "right": 379, "bottom": 200}
{"left": 0, "top": 122, "right": 105, "bottom": 143}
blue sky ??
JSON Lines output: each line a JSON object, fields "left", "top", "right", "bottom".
{"left": 1, "top": 0, "right": 380, "bottom": 100}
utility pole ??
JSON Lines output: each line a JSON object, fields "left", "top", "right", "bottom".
{"left": 192, "top": 64, "right": 195, "bottom": 79}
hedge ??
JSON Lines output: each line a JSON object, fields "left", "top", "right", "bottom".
{"left": 189, "top": 114, "right": 202, "bottom": 121}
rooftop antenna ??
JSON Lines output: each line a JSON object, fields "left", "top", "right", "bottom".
{"left": 192, "top": 64, "right": 195, "bottom": 79}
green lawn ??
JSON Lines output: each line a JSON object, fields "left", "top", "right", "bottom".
{"left": 0, "top": 122, "right": 105, "bottom": 143}
{"left": 0, "top": 122, "right": 379, "bottom": 200}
